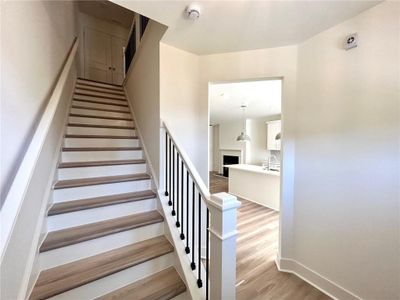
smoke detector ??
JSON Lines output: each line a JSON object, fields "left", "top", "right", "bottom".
{"left": 186, "top": 4, "right": 201, "bottom": 20}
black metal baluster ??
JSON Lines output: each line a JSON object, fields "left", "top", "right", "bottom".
{"left": 197, "top": 192, "right": 203, "bottom": 288}
{"left": 168, "top": 138, "right": 172, "bottom": 206}
{"left": 172, "top": 145, "right": 176, "bottom": 216}
{"left": 206, "top": 208, "right": 210, "bottom": 300}
{"left": 164, "top": 132, "right": 169, "bottom": 197}
{"left": 191, "top": 182, "right": 196, "bottom": 270}
{"left": 185, "top": 171, "right": 190, "bottom": 254}
{"left": 176, "top": 152, "right": 180, "bottom": 227}
{"left": 180, "top": 161, "right": 185, "bottom": 239}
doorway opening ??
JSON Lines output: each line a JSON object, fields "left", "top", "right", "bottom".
{"left": 208, "top": 78, "right": 283, "bottom": 294}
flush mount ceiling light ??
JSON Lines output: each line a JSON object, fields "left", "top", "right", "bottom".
{"left": 236, "top": 104, "right": 251, "bottom": 142}
{"left": 186, "top": 4, "right": 201, "bottom": 20}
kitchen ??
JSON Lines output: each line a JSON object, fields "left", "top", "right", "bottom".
{"left": 209, "top": 78, "right": 282, "bottom": 211}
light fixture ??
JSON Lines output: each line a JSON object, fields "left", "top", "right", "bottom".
{"left": 186, "top": 4, "right": 201, "bottom": 20}
{"left": 236, "top": 132, "right": 251, "bottom": 142}
{"left": 236, "top": 104, "right": 251, "bottom": 142}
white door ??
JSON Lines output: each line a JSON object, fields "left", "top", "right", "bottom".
{"left": 111, "top": 36, "right": 126, "bottom": 85}
{"left": 84, "top": 28, "right": 112, "bottom": 83}
{"left": 84, "top": 28, "right": 126, "bottom": 85}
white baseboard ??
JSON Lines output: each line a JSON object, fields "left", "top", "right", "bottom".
{"left": 275, "top": 255, "right": 360, "bottom": 300}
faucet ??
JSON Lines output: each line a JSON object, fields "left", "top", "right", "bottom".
{"left": 267, "top": 155, "right": 280, "bottom": 171}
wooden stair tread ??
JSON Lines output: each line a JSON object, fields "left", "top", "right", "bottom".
{"left": 62, "top": 146, "right": 142, "bottom": 152}
{"left": 48, "top": 190, "right": 157, "bottom": 215}
{"left": 69, "top": 113, "right": 132, "bottom": 121}
{"left": 68, "top": 123, "right": 135, "bottom": 129}
{"left": 96, "top": 267, "right": 186, "bottom": 300}
{"left": 58, "top": 159, "right": 146, "bottom": 168}
{"left": 73, "top": 97, "right": 128, "bottom": 107}
{"left": 74, "top": 90, "right": 126, "bottom": 100}
{"left": 54, "top": 173, "right": 150, "bottom": 189}
{"left": 32, "top": 236, "right": 172, "bottom": 299}
{"left": 65, "top": 134, "right": 138, "bottom": 139}
{"left": 39, "top": 211, "right": 164, "bottom": 253}
{"left": 71, "top": 105, "right": 129, "bottom": 113}
{"left": 75, "top": 84, "right": 125, "bottom": 95}
{"left": 77, "top": 78, "right": 123, "bottom": 90}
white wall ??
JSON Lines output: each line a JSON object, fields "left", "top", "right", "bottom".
{"left": 76, "top": 12, "right": 130, "bottom": 79}
{"left": 214, "top": 120, "right": 246, "bottom": 173}
{"left": 0, "top": 1, "right": 76, "bottom": 299}
{"left": 219, "top": 120, "right": 244, "bottom": 151}
{"left": 159, "top": 43, "right": 205, "bottom": 181}
{"left": 124, "top": 21, "right": 167, "bottom": 185}
{"left": 290, "top": 2, "right": 400, "bottom": 298}
{"left": 1, "top": 1, "right": 78, "bottom": 205}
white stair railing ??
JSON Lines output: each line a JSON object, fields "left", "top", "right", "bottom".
{"left": 160, "top": 121, "right": 241, "bottom": 300}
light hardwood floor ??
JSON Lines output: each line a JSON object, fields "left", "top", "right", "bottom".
{"left": 209, "top": 172, "right": 331, "bottom": 300}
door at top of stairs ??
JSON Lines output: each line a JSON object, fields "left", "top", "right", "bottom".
{"left": 84, "top": 28, "right": 126, "bottom": 85}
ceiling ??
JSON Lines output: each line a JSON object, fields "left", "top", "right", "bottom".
{"left": 78, "top": 1, "right": 134, "bottom": 28}
{"left": 210, "top": 79, "right": 282, "bottom": 124}
{"left": 110, "top": 0, "right": 379, "bottom": 54}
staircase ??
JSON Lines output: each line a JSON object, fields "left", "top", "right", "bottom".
{"left": 29, "top": 79, "right": 187, "bottom": 300}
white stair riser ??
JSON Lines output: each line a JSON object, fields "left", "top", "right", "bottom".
{"left": 47, "top": 253, "right": 174, "bottom": 300}
{"left": 39, "top": 222, "right": 165, "bottom": 269}
{"left": 70, "top": 107, "right": 131, "bottom": 119}
{"left": 61, "top": 150, "right": 142, "bottom": 162}
{"left": 73, "top": 96, "right": 127, "bottom": 107}
{"left": 75, "top": 84, "right": 125, "bottom": 95}
{"left": 64, "top": 137, "right": 139, "bottom": 148}
{"left": 53, "top": 179, "right": 151, "bottom": 202}
{"left": 72, "top": 100, "right": 129, "bottom": 112}
{"left": 74, "top": 90, "right": 126, "bottom": 101}
{"left": 58, "top": 163, "right": 146, "bottom": 180}
{"left": 68, "top": 116, "right": 134, "bottom": 127}
{"left": 66, "top": 126, "right": 136, "bottom": 136}
{"left": 47, "top": 198, "right": 156, "bottom": 231}
{"left": 77, "top": 80, "right": 123, "bottom": 91}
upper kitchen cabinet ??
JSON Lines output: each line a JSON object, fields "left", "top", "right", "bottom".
{"left": 267, "top": 120, "right": 281, "bottom": 151}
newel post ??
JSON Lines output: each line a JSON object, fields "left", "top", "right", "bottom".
{"left": 208, "top": 192, "right": 241, "bottom": 300}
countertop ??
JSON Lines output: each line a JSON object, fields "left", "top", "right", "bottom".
{"left": 225, "top": 164, "right": 280, "bottom": 176}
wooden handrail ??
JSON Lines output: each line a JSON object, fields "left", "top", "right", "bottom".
{"left": 1, "top": 37, "right": 79, "bottom": 260}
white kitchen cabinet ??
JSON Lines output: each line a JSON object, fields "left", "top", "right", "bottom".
{"left": 267, "top": 120, "right": 281, "bottom": 150}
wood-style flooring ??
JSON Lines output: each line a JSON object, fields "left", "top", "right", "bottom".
{"left": 209, "top": 172, "right": 331, "bottom": 300}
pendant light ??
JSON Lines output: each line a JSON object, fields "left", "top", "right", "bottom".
{"left": 236, "top": 104, "right": 251, "bottom": 142}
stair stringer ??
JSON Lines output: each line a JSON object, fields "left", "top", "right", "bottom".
{"left": 123, "top": 88, "right": 205, "bottom": 300}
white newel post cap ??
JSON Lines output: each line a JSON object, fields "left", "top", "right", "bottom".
{"left": 208, "top": 192, "right": 241, "bottom": 240}
{"left": 209, "top": 192, "right": 241, "bottom": 212}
